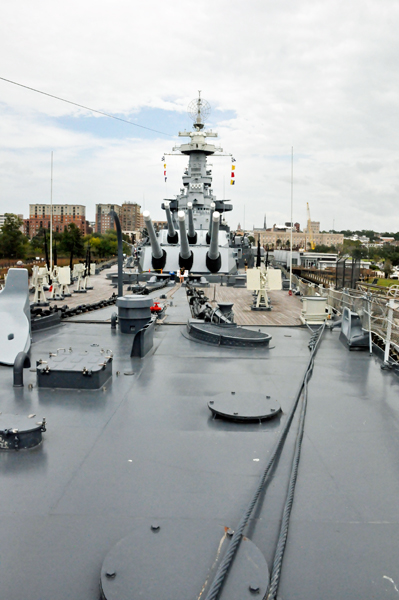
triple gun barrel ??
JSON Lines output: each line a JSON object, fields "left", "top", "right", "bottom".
{"left": 143, "top": 206, "right": 221, "bottom": 273}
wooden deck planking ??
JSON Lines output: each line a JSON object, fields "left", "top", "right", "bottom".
{"left": 35, "top": 272, "right": 303, "bottom": 327}
{"left": 210, "top": 285, "right": 303, "bottom": 326}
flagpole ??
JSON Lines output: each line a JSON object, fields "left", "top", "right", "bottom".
{"left": 289, "top": 147, "right": 293, "bottom": 292}
{"left": 50, "top": 151, "right": 53, "bottom": 275}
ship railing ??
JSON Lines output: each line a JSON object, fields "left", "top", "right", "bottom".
{"left": 279, "top": 264, "right": 399, "bottom": 364}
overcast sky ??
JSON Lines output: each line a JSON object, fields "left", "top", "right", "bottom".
{"left": 1, "top": 0, "right": 398, "bottom": 233}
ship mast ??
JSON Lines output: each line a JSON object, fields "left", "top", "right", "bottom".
{"left": 166, "top": 92, "right": 231, "bottom": 232}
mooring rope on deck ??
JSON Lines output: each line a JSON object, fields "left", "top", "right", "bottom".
{"left": 202, "top": 323, "right": 326, "bottom": 600}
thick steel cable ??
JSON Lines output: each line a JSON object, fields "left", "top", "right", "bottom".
{"left": 265, "top": 323, "right": 325, "bottom": 599}
{"left": 203, "top": 324, "right": 325, "bottom": 600}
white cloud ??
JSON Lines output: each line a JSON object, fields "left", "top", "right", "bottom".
{"left": 0, "top": 0, "right": 399, "bottom": 231}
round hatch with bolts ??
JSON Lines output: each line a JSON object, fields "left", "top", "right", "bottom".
{"left": 208, "top": 392, "right": 281, "bottom": 422}
{"left": 0, "top": 414, "right": 46, "bottom": 450}
{"left": 100, "top": 521, "right": 269, "bottom": 600}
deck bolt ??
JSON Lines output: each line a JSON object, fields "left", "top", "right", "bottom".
{"left": 249, "top": 584, "right": 260, "bottom": 593}
{"left": 151, "top": 524, "right": 160, "bottom": 532}
{"left": 226, "top": 528, "right": 234, "bottom": 537}
{"left": 106, "top": 570, "right": 116, "bottom": 579}
{"left": 209, "top": 400, "right": 214, "bottom": 404}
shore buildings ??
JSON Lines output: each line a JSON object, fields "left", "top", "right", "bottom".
{"left": 95, "top": 202, "right": 143, "bottom": 235}
{"left": 253, "top": 221, "right": 344, "bottom": 249}
{"left": 23, "top": 204, "right": 88, "bottom": 238}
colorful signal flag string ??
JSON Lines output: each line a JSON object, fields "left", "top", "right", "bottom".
{"left": 230, "top": 162, "right": 235, "bottom": 185}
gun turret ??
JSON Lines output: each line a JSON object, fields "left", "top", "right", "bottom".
{"left": 206, "top": 202, "right": 216, "bottom": 245}
{"left": 177, "top": 211, "right": 194, "bottom": 270}
{"left": 143, "top": 211, "right": 167, "bottom": 270}
{"left": 206, "top": 211, "right": 222, "bottom": 273}
{"left": 164, "top": 201, "right": 178, "bottom": 244}
{"left": 187, "top": 202, "right": 197, "bottom": 244}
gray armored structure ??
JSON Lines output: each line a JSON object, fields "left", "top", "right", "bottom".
{"left": 138, "top": 94, "right": 239, "bottom": 274}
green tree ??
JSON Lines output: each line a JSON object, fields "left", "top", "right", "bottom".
{"left": 351, "top": 246, "right": 368, "bottom": 260}
{"left": 313, "top": 244, "right": 338, "bottom": 253}
{"left": 30, "top": 228, "right": 62, "bottom": 254}
{"left": 83, "top": 230, "right": 130, "bottom": 258}
{"left": 0, "top": 213, "right": 28, "bottom": 258}
{"left": 383, "top": 259, "right": 393, "bottom": 278}
{"left": 59, "top": 223, "right": 84, "bottom": 257}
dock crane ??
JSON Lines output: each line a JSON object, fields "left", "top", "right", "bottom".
{"left": 306, "top": 202, "right": 315, "bottom": 250}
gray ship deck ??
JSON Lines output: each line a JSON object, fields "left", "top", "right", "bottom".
{"left": 1, "top": 284, "right": 399, "bottom": 599}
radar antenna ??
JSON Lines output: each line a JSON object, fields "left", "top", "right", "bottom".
{"left": 187, "top": 91, "right": 211, "bottom": 130}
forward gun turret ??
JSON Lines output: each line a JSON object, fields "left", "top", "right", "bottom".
{"left": 164, "top": 201, "right": 178, "bottom": 244}
{"left": 143, "top": 211, "right": 167, "bottom": 270}
{"left": 187, "top": 202, "right": 197, "bottom": 244}
{"left": 206, "top": 202, "right": 216, "bottom": 245}
{"left": 206, "top": 211, "right": 222, "bottom": 273}
{"left": 178, "top": 211, "right": 194, "bottom": 270}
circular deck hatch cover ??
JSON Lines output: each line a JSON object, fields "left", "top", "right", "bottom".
{"left": 0, "top": 414, "right": 45, "bottom": 450}
{"left": 100, "top": 521, "right": 269, "bottom": 600}
{"left": 208, "top": 392, "right": 281, "bottom": 421}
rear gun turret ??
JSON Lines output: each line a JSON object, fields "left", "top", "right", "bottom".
{"left": 178, "top": 211, "right": 194, "bottom": 270}
{"left": 164, "top": 201, "right": 178, "bottom": 244}
{"left": 187, "top": 202, "right": 197, "bottom": 244}
{"left": 206, "top": 211, "right": 222, "bottom": 273}
{"left": 143, "top": 211, "right": 167, "bottom": 270}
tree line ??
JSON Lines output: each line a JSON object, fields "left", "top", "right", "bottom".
{"left": 0, "top": 214, "right": 130, "bottom": 260}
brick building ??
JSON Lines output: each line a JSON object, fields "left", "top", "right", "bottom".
{"left": 120, "top": 202, "right": 142, "bottom": 233}
{"left": 95, "top": 204, "right": 122, "bottom": 234}
{"left": 24, "top": 204, "right": 87, "bottom": 239}
{"left": 153, "top": 220, "right": 167, "bottom": 232}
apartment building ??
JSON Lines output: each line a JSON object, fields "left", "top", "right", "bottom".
{"left": 95, "top": 204, "right": 121, "bottom": 234}
{"left": 24, "top": 204, "right": 87, "bottom": 238}
{"left": 120, "top": 202, "right": 142, "bottom": 233}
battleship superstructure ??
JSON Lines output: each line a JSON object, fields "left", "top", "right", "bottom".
{"left": 138, "top": 94, "right": 239, "bottom": 274}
